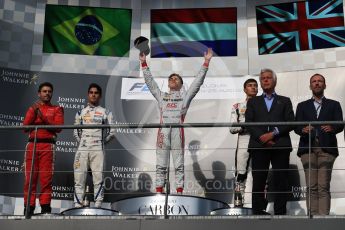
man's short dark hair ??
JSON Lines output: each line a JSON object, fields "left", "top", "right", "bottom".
{"left": 310, "top": 73, "right": 326, "bottom": 84}
{"left": 243, "top": 78, "right": 257, "bottom": 88}
{"left": 38, "top": 82, "right": 53, "bottom": 92}
{"left": 88, "top": 83, "right": 102, "bottom": 96}
{"left": 168, "top": 73, "right": 183, "bottom": 85}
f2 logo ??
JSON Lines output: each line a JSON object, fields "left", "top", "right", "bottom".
{"left": 129, "top": 83, "right": 149, "bottom": 92}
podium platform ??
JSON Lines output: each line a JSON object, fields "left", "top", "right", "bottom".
{"left": 210, "top": 207, "right": 255, "bottom": 215}
{"left": 1, "top": 215, "right": 345, "bottom": 230}
{"left": 61, "top": 207, "right": 119, "bottom": 216}
{"left": 111, "top": 194, "right": 229, "bottom": 215}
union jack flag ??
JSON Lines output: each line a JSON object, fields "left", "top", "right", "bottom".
{"left": 256, "top": 0, "right": 345, "bottom": 55}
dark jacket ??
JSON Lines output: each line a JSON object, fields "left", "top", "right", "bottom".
{"left": 294, "top": 98, "right": 343, "bottom": 157}
{"left": 245, "top": 94, "right": 295, "bottom": 152}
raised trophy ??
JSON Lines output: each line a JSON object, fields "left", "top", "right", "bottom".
{"left": 134, "top": 36, "right": 150, "bottom": 55}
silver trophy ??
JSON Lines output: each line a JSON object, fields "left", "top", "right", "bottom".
{"left": 134, "top": 36, "right": 150, "bottom": 55}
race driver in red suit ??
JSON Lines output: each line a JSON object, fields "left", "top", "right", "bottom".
{"left": 23, "top": 82, "right": 64, "bottom": 215}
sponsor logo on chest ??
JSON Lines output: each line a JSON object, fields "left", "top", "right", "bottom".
{"left": 83, "top": 111, "right": 103, "bottom": 123}
{"left": 167, "top": 103, "right": 177, "bottom": 108}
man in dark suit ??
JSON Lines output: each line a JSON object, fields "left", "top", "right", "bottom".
{"left": 295, "top": 74, "right": 343, "bottom": 215}
{"left": 245, "top": 68, "right": 294, "bottom": 215}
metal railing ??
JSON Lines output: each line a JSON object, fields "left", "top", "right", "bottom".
{"left": 0, "top": 121, "right": 344, "bottom": 218}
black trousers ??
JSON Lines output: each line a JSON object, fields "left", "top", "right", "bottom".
{"left": 251, "top": 149, "right": 290, "bottom": 215}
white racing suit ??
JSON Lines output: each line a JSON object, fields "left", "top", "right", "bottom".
{"left": 142, "top": 62, "right": 208, "bottom": 189}
{"left": 73, "top": 105, "right": 115, "bottom": 205}
{"left": 230, "top": 101, "right": 252, "bottom": 204}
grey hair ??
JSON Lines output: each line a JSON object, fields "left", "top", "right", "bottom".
{"left": 260, "top": 68, "right": 277, "bottom": 82}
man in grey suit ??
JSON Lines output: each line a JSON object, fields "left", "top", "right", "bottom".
{"left": 245, "top": 68, "right": 294, "bottom": 215}
{"left": 295, "top": 74, "right": 343, "bottom": 215}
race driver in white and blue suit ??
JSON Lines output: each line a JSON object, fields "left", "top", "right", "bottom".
{"left": 73, "top": 83, "right": 115, "bottom": 208}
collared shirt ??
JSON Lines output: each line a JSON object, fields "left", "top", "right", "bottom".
{"left": 263, "top": 92, "right": 276, "bottom": 112}
{"left": 312, "top": 96, "right": 324, "bottom": 119}
{"left": 263, "top": 92, "right": 279, "bottom": 136}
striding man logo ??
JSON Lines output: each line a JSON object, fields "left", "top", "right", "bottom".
{"left": 30, "top": 74, "right": 39, "bottom": 85}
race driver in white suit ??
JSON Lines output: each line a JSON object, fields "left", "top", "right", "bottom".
{"left": 139, "top": 48, "right": 213, "bottom": 194}
{"left": 73, "top": 83, "right": 115, "bottom": 208}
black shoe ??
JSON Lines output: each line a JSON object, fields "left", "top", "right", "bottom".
{"left": 41, "top": 204, "right": 52, "bottom": 214}
{"left": 24, "top": 206, "right": 35, "bottom": 216}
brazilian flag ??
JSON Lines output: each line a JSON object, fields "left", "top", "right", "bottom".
{"left": 43, "top": 5, "right": 132, "bottom": 57}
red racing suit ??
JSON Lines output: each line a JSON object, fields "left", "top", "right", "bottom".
{"left": 23, "top": 102, "right": 64, "bottom": 207}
